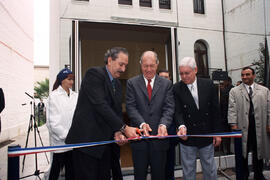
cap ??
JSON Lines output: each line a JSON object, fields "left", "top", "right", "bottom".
{"left": 57, "top": 68, "right": 73, "bottom": 83}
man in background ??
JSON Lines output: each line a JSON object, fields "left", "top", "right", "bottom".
{"left": 220, "top": 76, "right": 234, "bottom": 154}
{"left": 37, "top": 99, "right": 45, "bottom": 126}
{"left": 228, "top": 66, "right": 270, "bottom": 180}
{"left": 158, "top": 69, "right": 178, "bottom": 180}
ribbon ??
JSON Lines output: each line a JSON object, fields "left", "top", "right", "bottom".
{"left": 8, "top": 131, "right": 241, "bottom": 157}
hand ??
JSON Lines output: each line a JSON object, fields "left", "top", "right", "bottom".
{"left": 114, "top": 131, "right": 128, "bottom": 146}
{"left": 142, "top": 123, "right": 152, "bottom": 136}
{"left": 213, "top": 136, "right": 222, "bottom": 147}
{"left": 267, "top": 125, "right": 270, "bottom": 133}
{"left": 231, "top": 125, "right": 238, "bottom": 130}
{"left": 157, "top": 125, "right": 168, "bottom": 137}
{"left": 177, "top": 126, "right": 187, "bottom": 140}
{"left": 124, "top": 125, "right": 139, "bottom": 138}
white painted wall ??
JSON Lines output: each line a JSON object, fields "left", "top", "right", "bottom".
{"left": 60, "top": 0, "right": 178, "bottom": 26}
{"left": 177, "top": 0, "right": 225, "bottom": 77}
{"left": 49, "top": 0, "right": 61, "bottom": 91}
{"left": 177, "top": 28, "right": 225, "bottom": 71}
{"left": 224, "top": 0, "right": 269, "bottom": 84}
{"left": 178, "top": 0, "right": 223, "bottom": 30}
{"left": 34, "top": 65, "right": 49, "bottom": 84}
{"left": 0, "top": 0, "right": 34, "bottom": 142}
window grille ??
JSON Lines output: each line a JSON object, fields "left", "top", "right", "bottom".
{"left": 140, "top": 0, "right": 152, "bottom": 7}
{"left": 159, "top": 0, "right": 170, "bottom": 9}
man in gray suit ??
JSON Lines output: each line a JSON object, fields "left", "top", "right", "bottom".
{"left": 126, "top": 51, "right": 175, "bottom": 180}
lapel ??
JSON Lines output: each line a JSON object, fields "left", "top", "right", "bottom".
{"left": 138, "top": 75, "right": 149, "bottom": 100}
{"left": 180, "top": 81, "right": 198, "bottom": 110}
{"left": 197, "top": 78, "right": 203, "bottom": 110}
{"left": 239, "top": 83, "right": 250, "bottom": 102}
{"left": 102, "top": 67, "right": 117, "bottom": 100}
{"left": 151, "top": 75, "right": 161, "bottom": 101}
{"left": 252, "top": 83, "right": 259, "bottom": 98}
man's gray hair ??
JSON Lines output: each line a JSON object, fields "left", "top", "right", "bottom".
{"left": 179, "top": 57, "right": 197, "bottom": 69}
{"left": 139, "top": 51, "right": 159, "bottom": 64}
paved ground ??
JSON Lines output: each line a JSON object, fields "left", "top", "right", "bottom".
{"left": 1, "top": 125, "right": 270, "bottom": 180}
{"left": 0, "top": 125, "right": 50, "bottom": 180}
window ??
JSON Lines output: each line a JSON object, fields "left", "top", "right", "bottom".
{"left": 193, "top": 0, "right": 205, "bottom": 14}
{"left": 140, "top": 0, "right": 152, "bottom": 7}
{"left": 159, "top": 0, "right": 170, "bottom": 9}
{"left": 194, "top": 40, "right": 208, "bottom": 77}
{"left": 118, "top": 0, "right": 132, "bottom": 5}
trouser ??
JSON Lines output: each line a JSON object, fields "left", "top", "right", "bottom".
{"left": 49, "top": 150, "right": 73, "bottom": 180}
{"left": 180, "top": 143, "right": 217, "bottom": 180}
{"left": 72, "top": 147, "right": 111, "bottom": 180}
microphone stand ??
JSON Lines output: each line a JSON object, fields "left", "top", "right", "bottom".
{"left": 20, "top": 92, "right": 49, "bottom": 179}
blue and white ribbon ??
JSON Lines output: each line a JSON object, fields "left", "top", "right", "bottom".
{"left": 8, "top": 131, "right": 241, "bottom": 157}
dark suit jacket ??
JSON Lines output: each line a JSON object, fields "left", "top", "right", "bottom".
{"left": 65, "top": 66, "right": 124, "bottom": 159}
{"left": 126, "top": 75, "right": 175, "bottom": 151}
{"left": 0, "top": 88, "right": 4, "bottom": 113}
{"left": 173, "top": 78, "right": 222, "bottom": 147}
{"left": 0, "top": 88, "right": 4, "bottom": 133}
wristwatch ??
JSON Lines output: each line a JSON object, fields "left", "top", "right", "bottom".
{"left": 120, "top": 124, "right": 126, "bottom": 134}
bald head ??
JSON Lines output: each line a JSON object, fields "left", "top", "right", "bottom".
{"left": 140, "top": 51, "right": 159, "bottom": 64}
{"left": 140, "top": 51, "right": 159, "bottom": 80}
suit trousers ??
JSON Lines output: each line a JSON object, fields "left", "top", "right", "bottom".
{"left": 132, "top": 142, "right": 167, "bottom": 180}
{"left": 72, "top": 146, "right": 111, "bottom": 180}
{"left": 180, "top": 143, "right": 217, "bottom": 180}
{"left": 111, "top": 144, "right": 123, "bottom": 180}
{"left": 49, "top": 150, "right": 74, "bottom": 180}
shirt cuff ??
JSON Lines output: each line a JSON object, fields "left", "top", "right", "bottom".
{"left": 139, "top": 122, "right": 146, "bottom": 129}
{"left": 159, "top": 124, "right": 167, "bottom": 129}
{"left": 178, "top": 125, "right": 186, "bottom": 130}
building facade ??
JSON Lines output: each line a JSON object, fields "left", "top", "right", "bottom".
{"left": 49, "top": 0, "right": 270, "bottom": 171}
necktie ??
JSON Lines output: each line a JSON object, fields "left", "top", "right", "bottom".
{"left": 190, "top": 84, "right": 194, "bottom": 92}
{"left": 112, "top": 79, "right": 116, "bottom": 95}
{"left": 147, "top": 79, "right": 152, "bottom": 101}
{"left": 249, "top": 86, "right": 253, "bottom": 97}
{"left": 190, "top": 84, "right": 199, "bottom": 109}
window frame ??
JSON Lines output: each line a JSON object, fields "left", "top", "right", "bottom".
{"left": 193, "top": 0, "right": 205, "bottom": 14}
{"left": 140, "top": 0, "right": 152, "bottom": 8}
{"left": 118, "top": 0, "right": 132, "bottom": 5}
{"left": 194, "top": 40, "right": 209, "bottom": 78}
{"left": 159, "top": 0, "right": 171, "bottom": 9}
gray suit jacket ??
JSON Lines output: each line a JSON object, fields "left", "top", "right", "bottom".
{"left": 126, "top": 74, "right": 175, "bottom": 150}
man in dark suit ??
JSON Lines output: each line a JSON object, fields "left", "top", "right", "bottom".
{"left": 65, "top": 47, "right": 139, "bottom": 179}
{"left": 126, "top": 51, "right": 175, "bottom": 180}
{"left": 174, "top": 57, "right": 222, "bottom": 180}
{"left": 0, "top": 88, "right": 5, "bottom": 133}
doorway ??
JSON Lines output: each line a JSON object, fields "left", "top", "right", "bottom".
{"left": 72, "top": 21, "right": 174, "bottom": 167}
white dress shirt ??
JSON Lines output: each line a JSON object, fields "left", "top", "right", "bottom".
{"left": 243, "top": 83, "right": 254, "bottom": 95}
